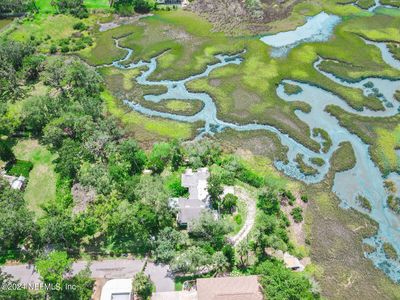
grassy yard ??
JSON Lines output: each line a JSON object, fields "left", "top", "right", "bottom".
{"left": 35, "top": 0, "right": 110, "bottom": 12}
{"left": 84, "top": 0, "right": 111, "bottom": 9}
{"left": 12, "top": 139, "right": 57, "bottom": 216}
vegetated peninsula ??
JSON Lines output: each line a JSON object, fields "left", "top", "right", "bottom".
{"left": 1, "top": 0, "right": 400, "bottom": 299}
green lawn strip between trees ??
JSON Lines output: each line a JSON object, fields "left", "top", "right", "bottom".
{"left": 12, "top": 139, "right": 57, "bottom": 216}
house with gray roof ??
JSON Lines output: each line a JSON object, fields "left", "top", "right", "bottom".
{"left": 170, "top": 168, "right": 210, "bottom": 227}
{"left": 1, "top": 171, "right": 26, "bottom": 191}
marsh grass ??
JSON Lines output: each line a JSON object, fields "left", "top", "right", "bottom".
{"left": 327, "top": 105, "right": 400, "bottom": 175}
{"left": 138, "top": 99, "right": 204, "bottom": 116}
{"left": 102, "top": 90, "right": 200, "bottom": 146}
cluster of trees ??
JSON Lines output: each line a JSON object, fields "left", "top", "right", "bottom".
{"left": 253, "top": 190, "right": 291, "bottom": 254}
{"left": 0, "top": 0, "right": 36, "bottom": 16}
{"left": 110, "top": 0, "right": 154, "bottom": 14}
{"left": 35, "top": 251, "right": 94, "bottom": 300}
{"left": 0, "top": 40, "right": 43, "bottom": 163}
{"left": 0, "top": 179, "right": 36, "bottom": 262}
{"left": 0, "top": 40, "right": 38, "bottom": 104}
{"left": 51, "top": 0, "right": 88, "bottom": 18}
{"left": 132, "top": 271, "right": 153, "bottom": 300}
{"left": 152, "top": 212, "right": 234, "bottom": 275}
{"left": 254, "top": 260, "right": 320, "bottom": 300}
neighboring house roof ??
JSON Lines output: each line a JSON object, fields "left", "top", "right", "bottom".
{"left": 265, "top": 248, "right": 305, "bottom": 272}
{"left": 196, "top": 276, "right": 263, "bottom": 300}
{"left": 283, "top": 252, "right": 305, "bottom": 271}
{"left": 11, "top": 176, "right": 26, "bottom": 190}
{"left": 100, "top": 279, "right": 133, "bottom": 300}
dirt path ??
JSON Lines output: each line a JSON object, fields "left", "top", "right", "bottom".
{"left": 229, "top": 186, "right": 257, "bottom": 246}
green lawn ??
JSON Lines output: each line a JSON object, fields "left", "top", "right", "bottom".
{"left": 35, "top": 0, "right": 110, "bottom": 12}
{"left": 13, "top": 139, "right": 57, "bottom": 216}
{"left": 35, "top": 0, "right": 57, "bottom": 13}
{"left": 84, "top": 0, "right": 111, "bottom": 9}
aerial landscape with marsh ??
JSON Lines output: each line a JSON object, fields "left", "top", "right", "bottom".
{"left": 0, "top": 0, "right": 400, "bottom": 299}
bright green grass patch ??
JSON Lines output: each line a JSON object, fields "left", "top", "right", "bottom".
{"left": 6, "top": 13, "right": 98, "bottom": 53}
{"left": 84, "top": 0, "right": 111, "bottom": 9}
{"left": 9, "top": 14, "right": 77, "bottom": 42}
{"left": 102, "top": 90, "right": 198, "bottom": 144}
{"left": 225, "top": 194, "right": 247, "bottom": 236}
{"left": 6, "top": 160, "right": 33, "bottom": 178}
{"left": 374, "top": 125, "right": 400, "bottom": 174}
{"left": 347, "top": 14, "right": 400, "bottom": 42}
{"left": 12, "top": 139, "right": 57, "bottom": 216}
{"left": 35, "top": 0, "right": 57, "bottom": 13}
{"left": 138, "top": 99, "right": 204, "bottom": 116}
{"left": 36, "top": 0, "right": 110, "bottom": 12}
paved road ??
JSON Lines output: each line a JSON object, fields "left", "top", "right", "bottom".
{"left": 229, "top": 186, "right": 257, "bottom": 246}
{"left": 1, "top": 259, "right": 174, "bottom": 292}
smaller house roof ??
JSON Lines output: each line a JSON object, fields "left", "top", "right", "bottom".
{"left": 283, "top": 253, "right": 304, "bottom": 271}
{"left": 196, "top": 276, "right": 263, "bottom": 300}
{"left": 11, "top": 176, "right": 26, "bottom": 190}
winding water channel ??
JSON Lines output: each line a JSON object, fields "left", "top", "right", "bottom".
{"left": 104, "top": 10, "right": 400, "bottom": 281}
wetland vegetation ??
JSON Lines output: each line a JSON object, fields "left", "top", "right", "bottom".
{"left": 1, "top": 0, "right": 400, "bottom": 299}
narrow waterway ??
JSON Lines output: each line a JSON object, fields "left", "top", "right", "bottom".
{"left": 259, "top": 12, "right": 341, "bottom": 57}
{"left": 105, "top": 14, "right": 400, "bottom": 281}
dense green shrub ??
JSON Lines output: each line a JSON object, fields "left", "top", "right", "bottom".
{"left": 255, "top": 260, "right": 319, "bottom": 299}
{"left": 73, "top": 21, "right": 87, "bottom": 31}
{"left": 52, "top": 0, "right": 88, "bottom": 18}
{"left": 291, "top": 207, "right": 303, "bottom": 223}
{"left": 237, "top": 168, "right": 264, "bottom": 187}
{"left": 6, "top": 159, "right": 33, "bottom": 177}
{"left": 301, "top": 195, "right": 308, "bottom": 203}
